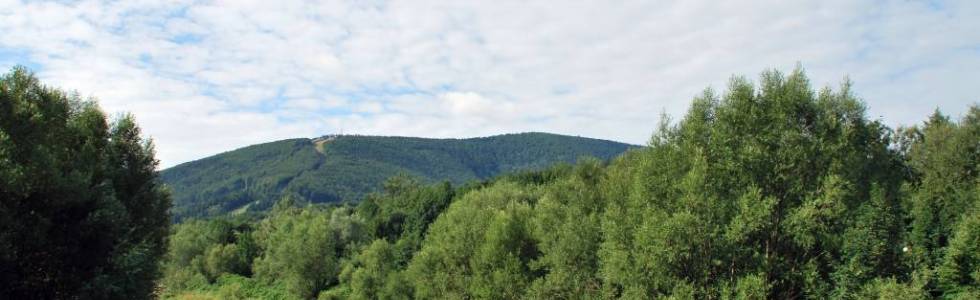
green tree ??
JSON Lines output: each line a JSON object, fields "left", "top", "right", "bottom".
{"left": 936, "top": 201, "right": 980, "bottom": 298}
{"left": 405, "top": 182, "right": 540, "bottom": 299}
{"left": 253, "top": 203, "right": 338, "bottom": 299}
{"left": 335, "top": 239, "right": 402, "bottom": 300}
{"left": 253, "top": 200, "right": 367, "bottom": 299}
{"left": 161, "top": 219, "right": 232, "bottom": 292}
{"left": 0, "top": 67, "right": 170, "bottom": 299}
{"left": 855, "top": 277, "right": 927, "bottom": 300}
{"left": 906, "top": 110, "right": 978, "bottom": 262}
{"left": 597, "top": 67, "right": 908, "bottom": 298}
{"left": 527, "top": 159, "right": 605, "bottom": 299}
{"left": 203, "top": 242, "right": 251, "bottom": 280}
{"left": 902, "top": 106, "right": 979, "bottom": 296}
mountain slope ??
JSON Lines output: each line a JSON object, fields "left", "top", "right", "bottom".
{"left": 161, "top": 132, "right": 635, "bottom": 220}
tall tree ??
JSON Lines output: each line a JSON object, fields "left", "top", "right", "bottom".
{"left": 902, "top": 107, "right": 979, "bottom": 297}
{"left": 0, "top": 67, "right": 171, "bottom": 299}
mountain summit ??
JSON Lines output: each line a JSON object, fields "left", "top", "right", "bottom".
{"left": 161, "top": 132, "right": 635, "bottom": 220}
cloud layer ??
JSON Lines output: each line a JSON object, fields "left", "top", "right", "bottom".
{"left": 2, "top": 0, "right": 978, "bottom": 168}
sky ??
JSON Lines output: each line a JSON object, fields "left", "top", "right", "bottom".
{"left": 1, "top": 1, "right": 978, "bottom": 168}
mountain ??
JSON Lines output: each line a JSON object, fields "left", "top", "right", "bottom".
{"left": 161, "top": 132, "right": 636, "bottom": 220}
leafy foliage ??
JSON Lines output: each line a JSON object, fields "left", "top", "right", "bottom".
{"left": 0, "top": 67, "right": 171, "bottom": 299}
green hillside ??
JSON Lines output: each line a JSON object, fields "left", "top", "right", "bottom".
{"left": 160, "top": 132, "right": 634, "bottom": 220}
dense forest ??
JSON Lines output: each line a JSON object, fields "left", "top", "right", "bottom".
{"left": 162, "top": 133, "right": 633, "bottom": 221}
{"left": 2, "top": 66, "right": 977, "bottom": 299}
{"left": 159, "top": 68, "right": 979, "bottom": 299}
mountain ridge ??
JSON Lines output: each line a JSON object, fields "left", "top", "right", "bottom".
{"left": 161, "top": 132, "right": 637, "bottom": 220}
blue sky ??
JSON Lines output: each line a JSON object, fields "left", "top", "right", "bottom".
{"left": 1, "top": 0, "right": 978, "bottom": 168}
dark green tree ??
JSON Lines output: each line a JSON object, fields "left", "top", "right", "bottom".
{"left": 900, "top": 107, "right": 979, "bottom": 297}
{"left": 0, "top": 67, "right": 171, "bottom": 299}
{"left": 936, "top": 201, "right": 980, "bottom": 298}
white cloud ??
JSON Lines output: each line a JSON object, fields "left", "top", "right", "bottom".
{"left": 352, "top": 101, "right": 385, "bottom": 114}
{"left": 282, "top": 98, "right": 347, "bottom": 111}
{"left": 440, "top": 92, "right": 516, "bottom": 118}
{"left": 1, "top": 0, "right": 977, "bottom": 168}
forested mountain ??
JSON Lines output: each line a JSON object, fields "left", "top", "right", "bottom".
{"left": 159, "top": 68, "right": 979, "bottom": 299}
{"left": 161, "top": 133, "right": 634, "bottom": 220}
